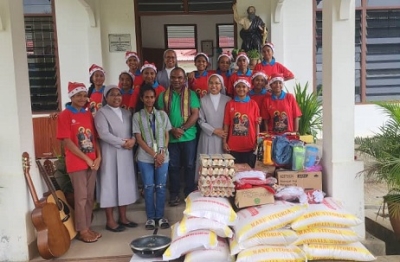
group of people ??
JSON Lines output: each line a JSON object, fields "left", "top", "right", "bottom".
{"left": 56, "top": 44, "right": 302, "bottom": 244}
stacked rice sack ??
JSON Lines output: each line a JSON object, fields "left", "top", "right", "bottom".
{"left": 163, "top": 191, "right": 235, "bottom": 261}
{"left": 230, "top": 201, "right": 308, "bottom": 262}
{"left": 291, "top": 197, "right": 376, "bottom": 261}
{"left": 198, "top": 154, "right": 235, "bottom": 197}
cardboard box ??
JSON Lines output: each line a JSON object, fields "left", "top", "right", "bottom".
{"left": 254, "top": 161, "right": 276, "bottom": 175}
{"left": 276, "top": 170, "right": 322, "bottom": 191}
{"left": 235, "top": 187, "right": 275, "bottom": 208}
{"left": 234, "top": 163, "right": 252, "bottom": 172}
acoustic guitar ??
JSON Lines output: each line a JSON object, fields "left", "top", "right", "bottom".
{"left": 36, "top": 159, "right": 77, "bottom": 240}
{"left": 22, "top": 152, "right": 70, "bottom": 259}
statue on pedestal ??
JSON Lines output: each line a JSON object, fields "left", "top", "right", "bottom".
{"left": 233, "top": 3, "right": 268, "bottom": 53}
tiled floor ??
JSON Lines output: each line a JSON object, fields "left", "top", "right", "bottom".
{"left": 30, "top": 178, "right": 392, "bottom": 261}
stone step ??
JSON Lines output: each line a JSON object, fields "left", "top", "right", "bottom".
{"left": 91, "top": 197, "right": 186, "bottom": 227}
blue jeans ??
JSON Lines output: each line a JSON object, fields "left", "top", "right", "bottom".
{"left": 168, "top": 139, "right": 197, "bottom": 199}
{"left": 138, "top": 161, "right": 168, "bottom": 220}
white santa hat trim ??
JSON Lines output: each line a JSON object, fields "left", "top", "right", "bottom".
{"left": 233, "top": 79, "right": 251, "bottom": 88}
{"left": 194, "top": 52, "right": 210, "bottom": 63}
{"left": 217, "top": 53, "right": 232, "bottom": 62}
{"left": 140, "top": 63, "right": 157, "bottom": 73}
{"left": 262, "top": 42, "right": 275, "bottom": 53}
{"left": 252, "top": 72, "right": 269, "bottom": 81}
{"left": 125, "top": 52, "right": 140, "bottom": 63}
{"left": 89, "top": 67, "right": 105, "bottom": 77}
{"left": 269, "top": 76, "right": 284, "bottom": 85}
{"left": 68, "top": 85, "right": 87, "bottom": 98}
{"left": 235, "top": 53, "right": 250, "bottom": 64}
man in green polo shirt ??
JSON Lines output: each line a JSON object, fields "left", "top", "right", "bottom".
{"left": 157, "top": 67, "right": 200, "bottom": 206}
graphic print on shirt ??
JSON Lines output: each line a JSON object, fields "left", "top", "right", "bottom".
{"left": 232, "top": 112, "right": 249, "bottom": 136}
{"left": 88, "top": 101, "right": 102, "bottom": 115}
{"left": 77, "top": 126, "right": 94, "bottom": 153}
{"left": 273, "top": 110, "right": 288, "bottom": 133}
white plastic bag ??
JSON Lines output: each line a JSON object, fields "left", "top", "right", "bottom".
{"left": 293, "top": 227, "right": 360, "bottom": 245}
{"left": 236, "top": 245, "right": 306, "bottom": 262}
{"left": 184, "top": 238, "right": 234, "bottom": 262}
{"left": 302, "top": 242, "right": 376, "bottom": 261}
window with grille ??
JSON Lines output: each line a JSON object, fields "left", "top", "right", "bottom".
{"left": 165, "top": 24, "right": 197, "bottom": 72}
{"left": 25, "top": 16, "right": 59, "bottom": 112}
{"left": 365, "top": 9, "right": 400, "bottom": 101}
{"left": 216, "top": 24, "right": 234, "bottom": 54}
{"left": 314, "top": 2, "right": 400, "bottom": 103}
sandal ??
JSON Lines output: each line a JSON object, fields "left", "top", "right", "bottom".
{"left": 90, "top": 230, "right": 102, "bottom": 239}
{"left": 78, "top": 232, "right": 98, "bottom": 243}
{"left": 159, "top": 218, "right": 170, "bottom": 229}
{"left": 145, "top": 219, "right": 155, "bottom": 230}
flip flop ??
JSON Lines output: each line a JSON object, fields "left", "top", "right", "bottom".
{"left": 78, "top": 233, "right": 98, "bottom": 243}
{"left": 90, "top": 230, "right": 102, "bottom": 239}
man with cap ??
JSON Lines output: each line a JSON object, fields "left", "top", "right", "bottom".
{"left": 157, "top": 67, "right": 200, "bottom": 206}
{"left": 260, "top": 73, "right": 301, "bottom": 134}
{"left": 57, "top": 82, "right": 102, "bottom": 243}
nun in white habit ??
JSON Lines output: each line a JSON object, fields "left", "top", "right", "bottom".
{"left": 94, "top": 84, "right": 139, "bottom": 232}
{"left": 195, "top": 74, "right": 231, "bottom": 181}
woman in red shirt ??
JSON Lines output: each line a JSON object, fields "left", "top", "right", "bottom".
{"left": 87, "top": 64, "right": 106, "bottom": 115}
{"left": 261, "top": 73, "right": 302, "bottom": 134}
{"left": 188, "top": 53, "right": 211, "bottom": 98}
{"left": 209, "top": 53, "right": 232, "bottom": 88}
{"left": 125, "top": 51, "right": 143, "bottom": 87}
{"left": 223, "top": 79, "right": 259, "bottom": 168}
{"left": 118, "top": 71, "right": 134, "bottom": 109}
{"left": 227, "top": 52, "right": 252, "bottom": 97}
{"left": 254, "top": 43, "right": 294, "bottom": 81}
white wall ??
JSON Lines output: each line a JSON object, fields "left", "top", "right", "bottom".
{"left": 355, "top": 104, "right": 388, "bottom": 137}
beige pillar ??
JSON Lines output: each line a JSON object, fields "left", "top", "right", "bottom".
{"left": 321, "top": 0, "right": 365, "bottom": 237}
{"left": 0, "top": 0, "right": 40, "bottom": 260}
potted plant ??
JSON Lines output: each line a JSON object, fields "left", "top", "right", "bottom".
{"left": 246, "top": 49, "right": 260, "bottom": 69}
{"left": 293, "top": 82, "right": 322, "bottom": 143}
{"left": 355, "top": 102, "right": 400, "bottom": 237}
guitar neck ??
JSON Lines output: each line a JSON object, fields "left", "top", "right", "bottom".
{"left": 36, "top": 160, "right": 62, "bottom": 210}
{"left": 22, "top": 152, "right": 41, "bottom": 207}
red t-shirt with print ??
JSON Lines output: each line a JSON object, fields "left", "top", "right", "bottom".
{"left": 87, "top": 86, "right": 104, "bottom": 115}
{"left": 57, "top": 106, "right": 97, "bottom": 173}
{"left": 120, "top": 89, "right": 133, "bottom": 109}
{"left": 260, "top": 92, "right": 302, "bottom": 134}
{"left": 189, "top": 71, "right": 210, "bottom": 98}
{"left": 223, "top": 98, "right": 260, "bottom": 152}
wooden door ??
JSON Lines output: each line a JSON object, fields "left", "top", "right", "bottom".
{"left": 32, "top": 116, "right": 60, "bottom": 158}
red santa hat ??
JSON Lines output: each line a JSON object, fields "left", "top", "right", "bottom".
{"left": 262, "top": 42, "right": 275, "bottom": 53}
{"left": 89, "top": 64, "right": 105, "bottom": 77}
{"left": 269, "top": 73, "right": 284, "bottom": 85}
{"left": 235, "top": 52, "right": 250, "bottom": 64}
{"left": 251, "top": 71, "right": 269, "bottom": 81}
{"left": 217, "top": 53, "right": 232, "bottom": 62}
{"left": 125, "top": 51, "right": 140, "bottom": 62}
{"left": 140, "top": 61, "right": 158, "bottom": 73}
{"left": 233, "top": 79, "right": 251, "bottom": 88}
{"left": 194, "top": 52, "right": 210, "bottom": 63}
{"left": 68, "top": 82, "right": 87, "bottom": 98}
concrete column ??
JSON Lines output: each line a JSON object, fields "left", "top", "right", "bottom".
{"left": 0, "top": 0, "right": 40, "bottom": 260}
{"left": 321, "top": 0, "right": 365, "bottom": 237}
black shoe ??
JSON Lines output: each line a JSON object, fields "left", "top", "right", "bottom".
{"left": 118, "top": 220, "right": 138, "bottom": 228}
{"left": 105, "top": 224, "right": 125, "bottom": 232}
{"left": 169, "top": 196, "right": 180, "bottom": 206}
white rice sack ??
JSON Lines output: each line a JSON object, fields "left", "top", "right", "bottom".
{"left": 184, "top": 238, "right": 234, "bottom": 262}
{"left": 229, "top": 228, "right": 298, "bottom": 255}
{"left": 176, "top": 215, "right": 233, "bottom": 238}
{"left": 302, "top": 242, "right": 376, "bottom": 261}
{"left": 236, "top": 245, "right": 306, "bottom": 262}
{"left": 184, "top": 191, "right": 237, "bottom": 225}
{"left": 234, "top": 201, "right": 307, "bottom": 243}
{"left": 163, "top": 223, "right": 218, "bottom": 260}
{"left": 291, "top": 197, "right": 363, "bottom": 230}
{"left": 293, "top": 227, "right": 361, "bottom": 245}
